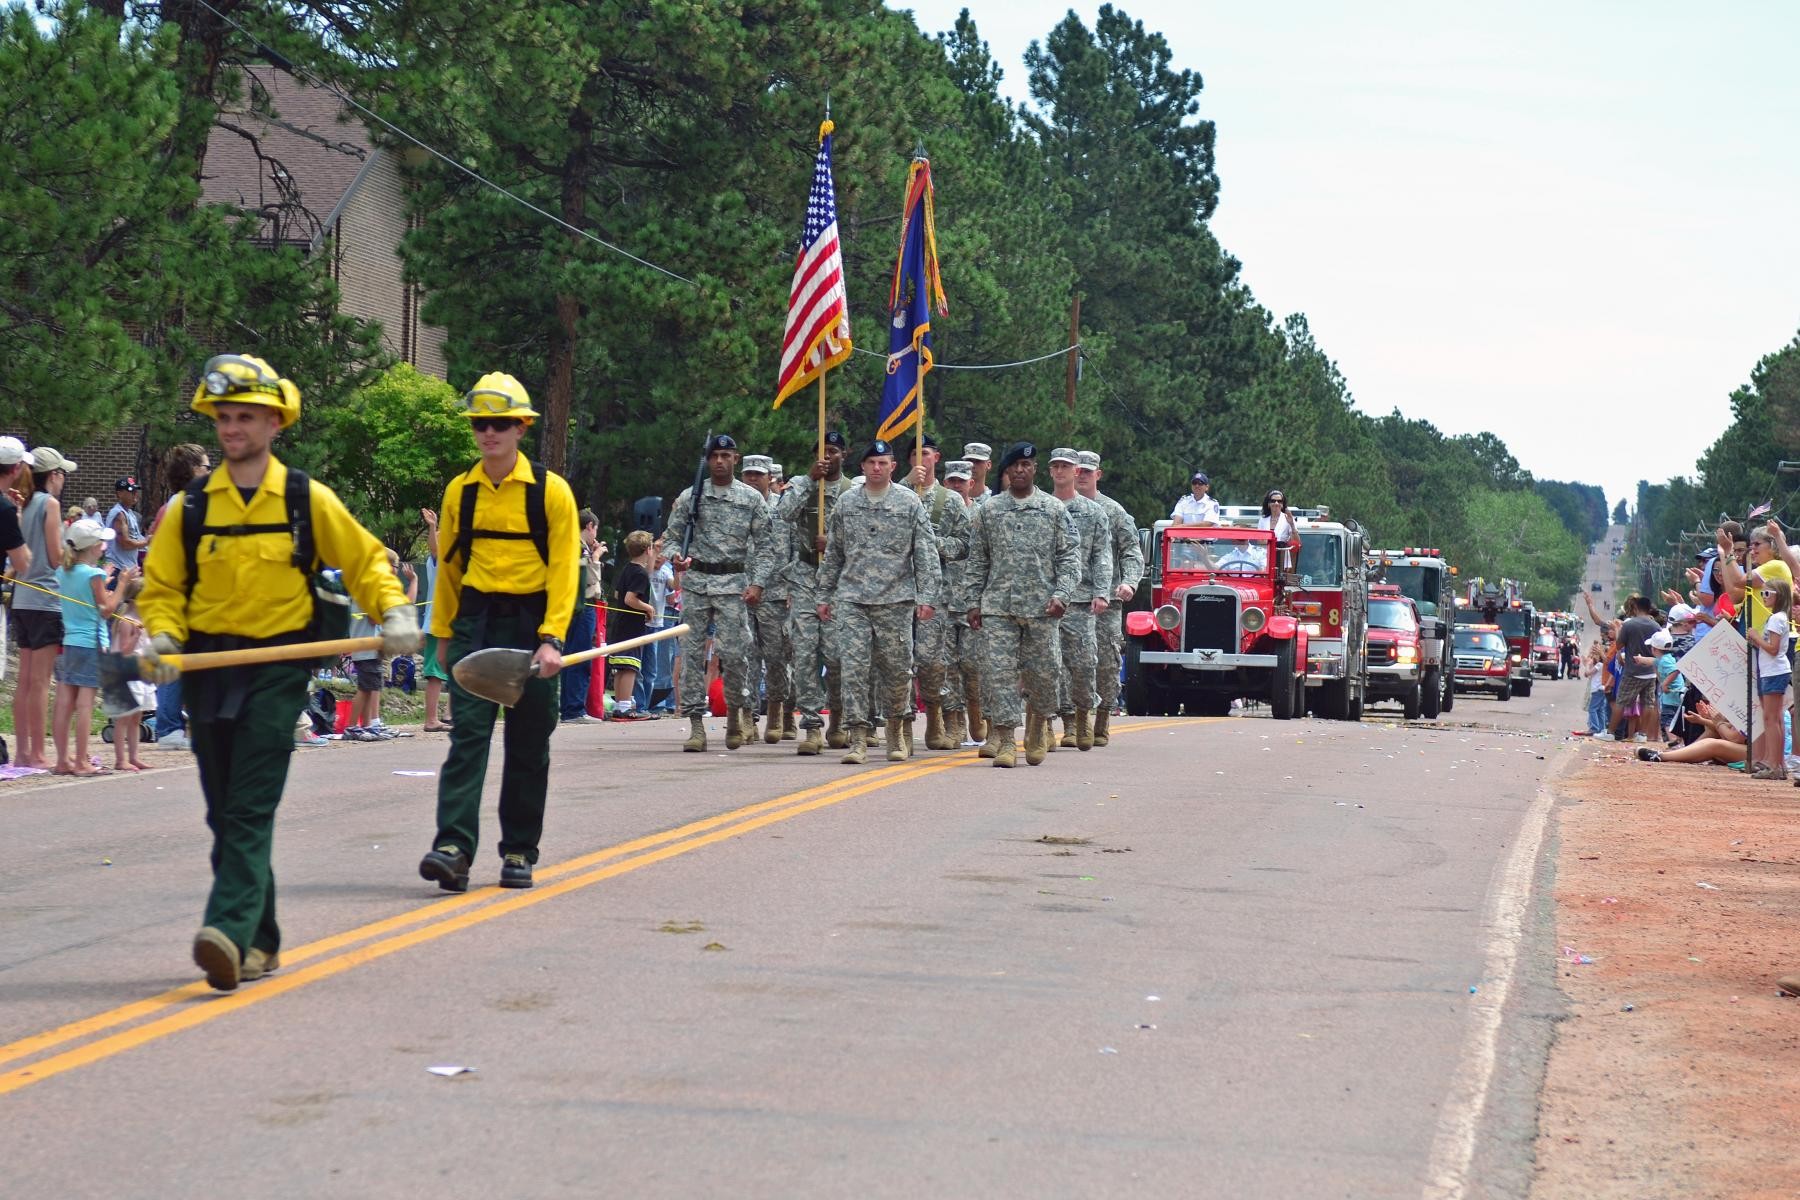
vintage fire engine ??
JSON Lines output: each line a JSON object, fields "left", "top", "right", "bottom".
{"left": 1364, "top": 584, "right": 1426, "bottom": 718}
{"left": 1123, "top": 521, "right": 1309, "bottom": 718}
{"left": 1454, "top": 578, "right": 1537, "bottom": 697}
{"left": 1287, "top": 507, "right": 1371, "bottom": 720}
{"left": 1452, "top": 622, "right": 1513, "bottom": 699}
{"left": 1366, "top": 546, "right": 1458, "bottom": 718}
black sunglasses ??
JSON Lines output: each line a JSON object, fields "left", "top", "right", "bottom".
{"left": 470, "top": 417, "right": 521, "bottom": 433}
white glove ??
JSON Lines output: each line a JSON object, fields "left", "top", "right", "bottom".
{"left": 380, "top": 605, "right": 423, "bottom": 655}
{"left": 144, "top": 634, "right": 183, "bottom": 685}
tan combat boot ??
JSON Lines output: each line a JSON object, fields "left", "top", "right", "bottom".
{"left": 797, "top": 725, "right": 824, "bottom": 755}
{"left": 1059, "top": 715, "right": 1077, "bottom": 749}
{"left": 1024, "top": 712, "right": 1048, "bottom": 766}
{"left": 826, "top": 710, "right": 847, "bottom": 750}
{"left": 885, "top": 721, "right": 906, "bottom": 762}
{"left": 1092, "top": 707, "right": 1111, "bottom": 747}
{"left": 978, "top": 722, "right": 1002, "bottom": 759}
{"left": 1076, "top": 709, "right": 1094, "bottom": 751}
{"left": 841, "top": 729, "right": 868, "bottom": 765}
{"left": 967, "top": 695, "right": 986, "bottom": 744}
{"left": 782, "top": 709, "right": 798, "bottom": 740}
{"left": 900, "top": 717, "right": 914, "bottom": 759}
{"left": 943, "top": 708, "right": 966, "bottom": 747}
{"left": 993, "top": 727, "right": 1017, "bottom": 768}
{"left": 683, "top": 716, "right": 707, "bottom": 753}
{"left": 763, "top": 694, "right": 784, "bottom": 744}
{"left": 725, "top": 707, "right": 746, "bottom": 751}
{"left": 924, "top": 704, "right": 950, "bottom": 751}
{"left": 1043, "top": 714, "right": 1059, "bottom": 754}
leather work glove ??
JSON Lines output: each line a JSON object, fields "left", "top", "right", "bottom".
{"left": 380, "top": 605, "right": 424, "bottom": 656}
{"left": 143, "top": 634, "right": 183, "bottom": 685}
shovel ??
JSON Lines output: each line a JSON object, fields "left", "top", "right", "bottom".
{"left": 452, "top": 624, "right": 689, "bottom": 708}
{"left": 97, "top": 637, "right": 382, "bottom": 717}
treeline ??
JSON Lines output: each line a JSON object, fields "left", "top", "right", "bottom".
{"left": 1634, "top": 329, "right": 1800, "bottom": 582}
{"left": 4, "top": 1, "right": 1594, "bottom": 598}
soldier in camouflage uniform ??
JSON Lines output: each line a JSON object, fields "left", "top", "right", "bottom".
{"left": 899, "top": 434, "right": 971, "bottom": 751}
{"left": 818, "top": 440, "right": 942, "bottom": 766}
{"left": 965, "top": 442, "right": 1081, "bottom": 767}
{"left": 741, "top": 455, "right": 794, "bottom": 744}
{"left": 963, "top": 443, "right": 993, "bottom": 508}
{"left": 941, "top": 460, "right": 983, "bottom": 744}
{"left": 1077, "top": 449, "right": 1144, "bottom": 747}
{"left": 775, "top": 431, "right": 853, "bottom": 755}
{"left": 664, "top": 434, "right": 777, "bottom": 753}
{"left": 1048, "top": 448, "right": 1113, "bottom": 751}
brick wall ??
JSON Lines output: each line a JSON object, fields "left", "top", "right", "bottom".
{"left": 0, "top": 424, "right": 152, "bottom": 517}
{"left": 328, "top": 146, "right": 448, "bottom": 380}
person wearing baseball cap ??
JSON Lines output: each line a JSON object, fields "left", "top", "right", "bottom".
{"left": 1074, "top": 448, "right": 1144, "bottom": 746}
{"left": 103, "top": 475, "right": 148, "bottom": 576}
{"left": 965, "top": 442, "right": 1081, "bottom": 766}
{"left": 740, "top": 456, "right": 794, "bottom": 744}
{"left": 0, "top": 436, "right": 29, "bottom": 582}
{"left": 1047, "top": 449, "right": 1113, "bottom": 751}
{"left": 665, "top": 431, "right": 778, "bottom": 753}
{"left": 1171, "top": 471, "right": 1220, "bottom": 526}
{"left": 774, "top": 429, "right": 854, "bottom": 753}
{"left": 10, "top": 446, "right": 78, "bottom": 769}
{"left": 963, "top": 442, "right": 993, "bottom": 502}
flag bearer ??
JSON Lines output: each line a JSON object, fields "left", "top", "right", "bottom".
{"left": 418, "top": 374, "right": 580, "bottom": 894}
{"left": 139, "top": 354, "right": 418, "bottom": 991}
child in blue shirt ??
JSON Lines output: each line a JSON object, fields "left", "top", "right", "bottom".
{"left": 53, "top": 518, "right": 130, "bottom": 775}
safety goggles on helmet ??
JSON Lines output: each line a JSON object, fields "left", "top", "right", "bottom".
{"left": 191, "top": 354, "right": 301, "bottom": 428}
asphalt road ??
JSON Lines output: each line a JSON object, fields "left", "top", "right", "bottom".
{"left": 0, "top": 679, "right": 1584, "bottom": 1198}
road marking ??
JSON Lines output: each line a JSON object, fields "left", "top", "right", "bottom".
{"left": 0, "top": 719, "right": 1190, "bottom": 1096}
{"left": 1420, "top": 750, "right": 1565, "bottom": 1199}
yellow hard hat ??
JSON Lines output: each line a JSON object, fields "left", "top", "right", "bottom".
{"left": 461, "top": 373, "right": 538, "bottom": 424}
{"left": 190, "top": 354, "right": 301, "bottom": 429}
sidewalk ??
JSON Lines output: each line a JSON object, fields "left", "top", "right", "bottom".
{"left": 1532, "top": 748, "right": 1800, "bottom": 1198}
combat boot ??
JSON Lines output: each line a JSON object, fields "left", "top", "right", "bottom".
{"left": 826, "top": 710, "right": 847, "bottom": 750}
{"left": 763, "top": 694, "right": 784, "bottom": 744}
{"left": 993, "top": 727, "right": 1017, "bottom": 768}
{"left": 978, "top": 723, "right": 1002, "bottom": 759}
{"left": 924, "top": 704, "right": 950, "bottom": 751}
{"left": 683, "top": 715, "right": 707, "bottom": 753}
{"left": 1092, "top": 707, "right": 1111, "bottom": 747}
{"left": 797, "top": 725, "right": 824, "bottom": 756}
{"left": 782, "top": 709, "right": 798, "bottom": 740}
{"left": 726, "top": 707, "right": 747, "bottom": 750}
{"left": 841, "top": 730, "right": 868, "bottom": 765}
{"left": 943, "top": 708, "right": 966, "bottom": 747}
{"left": 966, "top": 696, "right": 986, "bottom": 744}
{"left": 1076, "top": 709, "right": 1095, "bottom": 751}
{"left": 901, "top": 717, "right": 914, "bottom": 759}
{"left": 1043, "top": 714, "right": 1059, "bottom": 754}
{"left": 1025, "top": 712, "right": 1049, "bottom": 766}
{"left": 885, "top": 721, "right": 906, "bottom": 762}
{"left": 1059, "top": 715, "right": 1077, "bottom": 749}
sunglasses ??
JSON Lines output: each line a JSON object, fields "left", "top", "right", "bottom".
{"left": 470, "top": 417, "right": 521, "bottom": 433}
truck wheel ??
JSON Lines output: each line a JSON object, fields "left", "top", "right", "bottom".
{"left": 1346, "top": 683, "right": 1365, "bottom": 722}
{"left": 1498, "top": 681, "right": 1512, "bottom": 701}
{"left": 1403, "top": 681, "right": 1423, "bottom": 721}
{"left": 1318, "top": 677, "right": 1348, "bottom": 720}
{"left": 1271, "top": 640, "right": 1297, "bottom": 720}
{"left": 1421, "top": 668, "right": 1442, "bottom": 718}
{"left": 1442, "top": 672, "right": 1455, "bottom": 713}
{"left": 1516, "top": 676, "right": 1533, "bottom": 698}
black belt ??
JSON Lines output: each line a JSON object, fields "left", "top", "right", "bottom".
{"left": 689, "top": 560, "right": 745, "bottom": 575}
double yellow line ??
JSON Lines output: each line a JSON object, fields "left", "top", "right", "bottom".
{"left": 0, "top": 719, "right": 1189, "bottom": 1097}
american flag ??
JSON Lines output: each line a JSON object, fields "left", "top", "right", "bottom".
{"left": 775, "top": 124, "right": 852, "bottom": 408}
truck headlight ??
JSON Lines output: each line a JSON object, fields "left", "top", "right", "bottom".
{"left": 1510, "top": 653, "right": 1522, "bottom": 662}
{"left": 1241, "top": 607, "right": 1266, "bottom": 632}
{"left": 1397, "top": 646, "right": 1417, "bottom": 663}
{"left": 1154, "top": 604, "right": 1180, "bottom": 631}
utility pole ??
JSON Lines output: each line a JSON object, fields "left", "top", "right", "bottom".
{"left": 1063, "top": 292, "right": 1081, "bottom": 439}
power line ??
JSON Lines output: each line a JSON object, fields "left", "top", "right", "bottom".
{"left": 850, "top": 343, "right": 1079, "bottom": 371}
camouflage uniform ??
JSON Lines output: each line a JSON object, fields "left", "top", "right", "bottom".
{"left": 775, "top": 473, "right": 853, "bottom": 728}
{"left": 751, "top": 488, "right": 794, "bottom": 716}
{"left": 898, "top": 474, "right": 971, "bottom": 714}
{"left": 965, "top": 488, "right": 1081, "bottom": 727}
{"left": 1054, "top": 491, "right": 1114, "bottom": 718}
{"left": 663, "top": 477, "right": 776, "bottom": 717}
{"left": 1091, "top": 484, "right": 1145, "bottom": 714}
{"left": 818, "top": 484, "right": 942, "bottom": 732}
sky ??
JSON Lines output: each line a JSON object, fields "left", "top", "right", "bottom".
{"left": 898, "top": 1, "right": 1800, "bottom": 511}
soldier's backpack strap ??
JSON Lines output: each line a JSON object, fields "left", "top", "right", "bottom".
{"left": 930, "top": 483, "right": 947, "bottom": 529}
{"left": 453, "top": 460, "right": 550, "bottom": 570}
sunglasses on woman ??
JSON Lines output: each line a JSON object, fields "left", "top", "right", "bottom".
{"left": 470, "top": 417, "right": 522, "bottom": 433}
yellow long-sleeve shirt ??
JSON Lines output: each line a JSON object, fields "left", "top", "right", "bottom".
{"left": 431, "top": 456, "right": 579, "bottom": 641}
{"left": 139, "top": 456, "right": 407, "bottom": 643}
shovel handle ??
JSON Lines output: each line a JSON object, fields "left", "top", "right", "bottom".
{"left": 546, "top": 624, "right": 689, "bottom": 673}
{"left": 165, "top": 637, "right": 384, "bottom": 673}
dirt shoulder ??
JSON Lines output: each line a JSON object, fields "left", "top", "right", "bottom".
{"left": 1531, "top": 749, "right": 1800, "bottom": 1199}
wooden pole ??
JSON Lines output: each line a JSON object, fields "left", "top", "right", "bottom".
{"left": 817, "top": 371, "right": 828, "bottom": 541}
{"left": 1064, "top": 292, "right": 1082, "bottom": 437}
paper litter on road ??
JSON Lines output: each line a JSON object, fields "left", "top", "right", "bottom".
{"left": 392, "top": 770, "right": 436, "bottom": 777}
{"left": 1696, "top": 881, "right": 1721, "bottom": 890}
{"left": 427, "top": 1065, "right": 475, "bottom": 1076}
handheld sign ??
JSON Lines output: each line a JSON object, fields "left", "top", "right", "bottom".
{"left": 1674, "top": 619, "right": 1750, "bottom": 734}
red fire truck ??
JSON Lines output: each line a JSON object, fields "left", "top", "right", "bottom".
{"left": 1123, "top": 522, "right": 1309, "bottom": 718}
{"left": 1455, "top": 578, "right": 1537, "bottom": 698}
{"left": 1365, "top": 584, "right": 1426, "bottom": 718}
{"left": 1366, "top": 547, "right": 1458, "bottom": 717}
{"left": 1288, "top": 508, "right": 1372, "bottom": 721}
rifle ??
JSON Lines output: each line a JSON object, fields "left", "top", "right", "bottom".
{"left": 680, "top": 429, "right": 711, "bottom": 560}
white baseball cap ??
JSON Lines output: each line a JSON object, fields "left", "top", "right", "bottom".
{"left": 1648, "top": 628, "right": 1673, "bottom": 650}
{"left": 64, "top": 518, "right": 116, "bottom": 551}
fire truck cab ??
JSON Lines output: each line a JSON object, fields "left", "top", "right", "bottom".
{"left": 1123, "top": 520, "right": 1309, "bottom": 718}
{"left": 1455, "top": 578, "right": 1537, "bottom": 698}
{"left": 1452, "top": 623, "right": 1513, "bottom": 700}
{"left": 1287, "top": 508, "right": 1372, "bottom": 721}
{"left": 1366, "top": 547, "right": 1457, "bottom": 718}
{"left": 1364, "top": 584, "right": 1426, "bottom": 719}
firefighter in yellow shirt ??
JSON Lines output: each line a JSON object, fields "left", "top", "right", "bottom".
{"left": 418, "top": 374, "right": 579, "bottom": 894}
{"left": 138, "top": 354, "right": 418, "bottom": 992}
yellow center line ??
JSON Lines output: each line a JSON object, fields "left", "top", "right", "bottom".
{"left": 0, "top": 718, "right": 1193, "bottom": 1096}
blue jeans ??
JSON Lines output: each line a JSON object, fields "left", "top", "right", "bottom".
{"left": 1586, "top": 689, "right": 1608, "bottom": 735}
{"left": 560, "top": 602, "right": 597, "bottom": 719}
{"left": 154, "top": 679, "right": 186, "bottom": 738}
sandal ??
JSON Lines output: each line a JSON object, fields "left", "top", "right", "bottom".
{"left": 1749, "top": 763, "right": 1780, "bottom": 780}
{"left": 422, "top": 724, "right": 451, "bottom": 733}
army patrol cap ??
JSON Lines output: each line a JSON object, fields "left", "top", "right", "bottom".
{"left": 1049, "top": 447, "right": 1079, "bottom": 465}
{"left": 741, "top": 455, "right": 772, "bottom": 475}
{"left": 770, "top": 463, "right": 784, "bottom": 480}
{"left": 705, "top": 433, "right": 739, "bottom": 454}
{"left": 861, "top": 439, "right": 897, "bottom": 463}
{"left": 1076, "top": 450, "right": 1101, "bottom": 470}
{"left": 963, "top": 442, "right": 992, "bottom": 462}
{"left": 944, "top": 460, "right": 973, "bottom": 480}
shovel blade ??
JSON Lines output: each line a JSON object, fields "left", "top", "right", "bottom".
{"left": 96, "top": 653, "right": 142, "bottom": 718}
{"left": 451, "top": 647, "right": 535, "bottom": 707}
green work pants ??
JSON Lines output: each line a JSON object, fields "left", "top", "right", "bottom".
{"left": 434, "top": 607, "right": 558, "bottom": 864}
{"left": 191, "top": 663, "right": 309, "bottom": 957}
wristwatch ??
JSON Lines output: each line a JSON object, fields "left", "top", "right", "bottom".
{"left": 539, "top": 635, "right": 565, "bottom": 652}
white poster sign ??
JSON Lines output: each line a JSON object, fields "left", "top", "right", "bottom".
{"left": 1674, "top": 619, "right": 1751, "bottom": 734}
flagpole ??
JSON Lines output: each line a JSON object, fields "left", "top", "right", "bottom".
{"left": 817, "top": 372, "right": 827, "bottom": 542}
